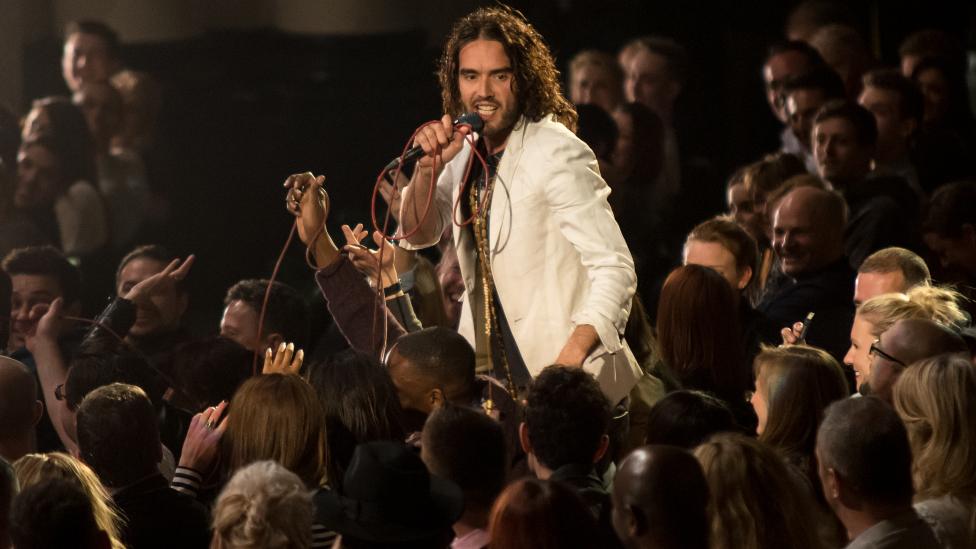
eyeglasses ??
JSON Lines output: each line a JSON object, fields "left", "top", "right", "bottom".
{"left": 869, "top": 339, "right": 906, "bottom": 368}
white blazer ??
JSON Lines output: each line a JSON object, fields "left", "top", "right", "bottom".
{"left": 402, "top": 115, "right": 641, "bottom": 404}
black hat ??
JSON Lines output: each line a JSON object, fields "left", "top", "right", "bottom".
{"left": 315, "top": 441, "right": 464, "bottom": 543}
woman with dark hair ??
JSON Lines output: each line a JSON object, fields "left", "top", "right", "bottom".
{"left": 17, "top": 97, "right": 107, "bottom": 257}
{"left": 488, "top": 478, "right": 598, "bottom": 549}
{"left": 655, "top": 264, "right": 755, "bottom": 431}
{"left": 911, "top": 57, "right": 976, "bottom": 190}
{"left": 305, "top": 349, "right": 406, "bottom": 492}
{"left": 644, "top": 390, "right": 738, "bottom": 448}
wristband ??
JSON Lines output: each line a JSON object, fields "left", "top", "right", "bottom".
{"left": 383, "top": 281, "right": 403, "bottom": 297}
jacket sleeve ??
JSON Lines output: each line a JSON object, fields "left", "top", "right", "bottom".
{"left": 314, "top": 256, "right": 407, "bottom": 358}
{"left": 538, "top": 131, "right": 636, "bottom": 353}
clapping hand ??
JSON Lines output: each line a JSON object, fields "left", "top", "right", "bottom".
{"left": 179, "top": 400, "right": 229, "bottom": 474}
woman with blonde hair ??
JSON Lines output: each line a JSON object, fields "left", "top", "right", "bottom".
{"left": 694, "top": 433, "right": 825, "bottom": 549}
{"left": 843, "top": 285, "right": 966, "bottom": 393}
{"left": 893, "top": 354, "right": 976, "bottom": 549}
{"left": 13, "top": 452, "right": 125, "bottom": 549}
{"left": 211, "top": 460, "right": 314, "bottom": 549}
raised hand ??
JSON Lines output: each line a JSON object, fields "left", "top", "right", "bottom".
{"left": 124, "top": 255, "right": 195, "bottom": 306}
{"left": 262, "top": 341, "right": 303, "bottom": 375}
{"left": 283, "top": 172, "right": 329, "bottom": 246}
{"left": 24, "top": 298, "right": 64, "bottom": 352}
{"left": 341, "top": 225, "right": 399, "bottom": 288}
{"left": 179, "top": 400, "right": 229, "bottom": 474}
{"left": 378, "top": 169, "right": 409, "bottom": 223}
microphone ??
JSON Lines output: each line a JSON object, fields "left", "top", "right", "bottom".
{"left": 383, "top": 113, "right": 484, "bottom": 171}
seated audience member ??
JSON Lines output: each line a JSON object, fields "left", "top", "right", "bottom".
{"left": 761, "top": 41, "right": 826, "bottom": 157}
{"left": 782, "top": 66, "right": 847, "bottom": 172}
{"left": 684, "top": 217, "right": 777, "bottom": 366}
{"left": 911, "top": 56, "right": 976, "bottom": 144}
{"left": 316, "top": 441, "right": 462, "bottom": 549}
{"left": 305, "top": 350, "right": 405, "bottom": 492}
{"left": 18, "top": 99, "right": 108, "bottom": 258}
{"left": 750, "top": 345, "right": 849, "bottom": 545}
{"left": 656, "top": 265, "right": 755, "bottom": 429}
{"left": 808, "top": 24, "right": 874, "bottom": 99}
{"left": 72, "top": 81, "right": 150, "bottom": 251}
{"left": 172, "top": 337, "right": 253, "bottom": 412}
{"left": 844, "top": 286, "right": 965, "bottom": 395}
{"left": 737, "top": 152, "right": 807, "bottom": 249}
{"left": 817, "top": 397, "right": 941, "bottom": 548}
{"left": 220, "top": 278, "right": 309, "bottom": 354}
{"left": 211, "top": 460, "right": 314, "bottom": 549}
{"left": 784, "top": 0, "right": 857, "bottom": 42}
{"left": 421, "top": 404, "right": 507, "bottom": 549}
{"left": 611, "top": 445, "right": 709, "bottom": 549}
{"left": 114, "top": 245, "right": 192, "bottom": 365}
{"left": 857, "top": 70, "right": 924, "bottom": 192}
{"left": 76, "top": 383, "right": 209, "bottom": 548}
{"left": 489, "top": 477, "right": 598, "bottom": 549}
{"left": 811, "top": 100, "right": 919, "bottom": 267}
{"left": 568, "top": 49, "right": 624, "bottom": 115}
{"left": 62, "top": 20, "right": 161, "bottom": 153}
{"left": 854, "top": 247, "right": 930, "bottom": 306}
{"left": 0, "top": 357, "right": 44, "bottom": 462}
{"left": 0, "top": 458, "right": 13, "bottom": 549}
{"left": 923, "top": 181, "right": 976, "bottom": 285}
{"left": 0, "top": 158, "right": 49, "bottom": 261}
{"left": 9, "top": 478, "right": 111, "bottom": 549}
{"left": 2, "top": 245, "right": 82, "bottom": 354}
{"left": 898, "top": 29, "right": 965, "bottom": 79}
{"left": 13, "top": 452, "right": 124, "bottom": 549}
{"left": 759, "top": 186, "right": 854, "bottom": 362}
{"left": 893, "top": 354, "right": 976, "bottom": 549}
{"left": 520, "top": 366, "right": 618, "bottom": 546}
{"left": 865, "top": 318, "right": 968, "bottom": 403}
{"left": 643, "top": 390, "right": 737, "bottom": 448}
{"left": 694, "top": 433, "right": 826, "bottom": 549}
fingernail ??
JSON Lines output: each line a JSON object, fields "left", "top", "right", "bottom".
{"left": 296, "top": 349, "right": 304, "bottom": 360}
{"left": 278, "top": 342, "right": 286, "bottom": 351}
{"left": 287, "top": 342, "right": 294, "bottom": 351}
{"left": 265, "top": 347, "right": 272, "bottom": 356}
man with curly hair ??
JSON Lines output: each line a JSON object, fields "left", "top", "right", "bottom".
{"left": 399, "top": 6, "right": 639, "bottom": 405}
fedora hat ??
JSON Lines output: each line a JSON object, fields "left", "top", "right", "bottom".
{"left": 315, "top": 441, "right": 464, "bottom": 543}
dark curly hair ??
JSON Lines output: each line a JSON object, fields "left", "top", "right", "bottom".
{"left": 438, "top": 5, "right": 577, "bottom": 132}
{"left": 524, "top": 365, "right": 610, "bottom": 469}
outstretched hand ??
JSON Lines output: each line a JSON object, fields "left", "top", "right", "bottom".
{"left": 284, "top": 172, "right": 329, "bottom": 246}
{"left": 780, "top": 321, "right": 806, "bottom": 346}
{"left": 379, "top": 169, "right": 408, "bottom": 223}
{"left": 341, "top": 224, "right": 399, "bottom": 287}
{"left": 179, "top": 401, "right": 229, "bottom": 474}
{"left": 24, "top": 298, "right": 64, "bottom": 352}
{"left": 263, "top": 341, "right": 303, "bottom": 375}
{"left": 125, "top": 255, "right": 195, "bottom": 306}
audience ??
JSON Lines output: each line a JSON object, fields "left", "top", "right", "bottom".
{"left": 892, "top": 353, "right": 976, "bottom": 549}
{"left": 488, "top": 477, "right": 598, "bottom": 549}
{"left": 211, "top": 460, "right": 314, "bottom": 549}
{"left": 865, "top": 318, "right": 968, "bottom": 403}
{"left": 421, "top": 404, "right": 506, "bottom": 549}
{"left": 220, "top": 278, "right": 309, "bottom": 353}
{"left": 611, "top": 445, "right": 710, "bottom": 549}
{"left": 854, "top": 246, "right": 931, "bottom": 306}
{"left": 845, "top": 286, "right": 966, "bottom": 395}
{"left": 76, "top": 383, "right": 209, "bottom": 548}
{"left": 3, "top": 13, "right": 976, "bottom": 549}
{"left": 694, "top": 433, "right": 826, "bottom": 549}
{"left": 0, "top": 357, "right": 43, "bottom": 462}
{"left": 13, "top": 452, "right": 124, "bottom": 549}
{"left": 9, "top": 478, "right": 112, "bottom": 549}
{"left": 816, "top": 397, "right": 941, "bottom": 548}
{"left": 760, "top": 186, "right": 854, "bottom": 362}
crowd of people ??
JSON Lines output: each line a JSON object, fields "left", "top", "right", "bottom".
{"left": 1, "top": 2, "right": 976, "bottom": 548}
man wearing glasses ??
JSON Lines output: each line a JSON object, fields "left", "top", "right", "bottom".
{"left": 862, "top": 318, "right": 967, "bottom": 401}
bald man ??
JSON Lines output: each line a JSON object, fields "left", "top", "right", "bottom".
{"left": 0, "top": 357, "right": 44, "bottom": 462}
{"left": 611, "top": 446, "right": 709, "bottom": 549}
{"left": 759, "top": 186, "right": 855, "bottom": 362}
{"left": 862, "top": 318, "right": 968, "bottom": 402}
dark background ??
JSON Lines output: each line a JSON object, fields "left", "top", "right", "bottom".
{"left": 17, "top": 0, "right": 976, "bottom": 332}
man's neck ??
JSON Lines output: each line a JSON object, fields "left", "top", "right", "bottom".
{"left": 842, "top": 503, "right": 914, "bottom": 541}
